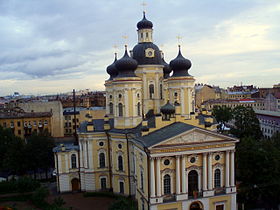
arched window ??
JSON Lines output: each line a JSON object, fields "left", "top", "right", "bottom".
{"left": 109, "top": 102, "right": 113, "bottom": 114}
{"left": 163, "top": 174, "right": 171, "bottom": 195}
{"left": 214, "top": 169, "right": 221, "bottom": 188}
{"left": 118, "top": 103, "right": 123, "bottom": 117}
{"left": 118, "top": 156, "right": 123, "bottom": 171}
{"left": 99, "top": 153, "right": 105, "bottom": 168}
{"left": 188, "top": 170, "right": 198, "bottom": 196}
{"left": 149, "top": 84, "right": 154, "bottom": 99}
{"left": 71, "top": 154, "right": 77, "bottom": 168}
{"left": 137, "top": 102, "right": 141, "bottom": 116}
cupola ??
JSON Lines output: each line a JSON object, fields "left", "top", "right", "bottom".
{"left": 115, "top": 45, "right": 138, "bottom": 78}
{"left": 169, "top": 45, "right": 192, "bottom": 77}
{"left": 137, "top": 12, "right": 153, "bottom": 30}
{"left": 160, "top": 101, "right": 175, "bottom": 120}
{"left": 106, "top": 53, "right": 118, "bottom": 80}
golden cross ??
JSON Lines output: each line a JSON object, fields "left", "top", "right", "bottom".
{"left": 113, "top": 44, "right": 118, "bottom": 53}
{"left": 176, "top": 35, "right": 182, "bottom": 45}
{"left": 122, "top": 35, "right": 128, "bottom": 45}
{"left": 141, "top": 1, "right": 147, "bottom": 12}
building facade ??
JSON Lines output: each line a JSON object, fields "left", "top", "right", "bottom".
{"left": 53, "top": 13, "right": 238, "bottom": 210}
{"left": 0, "top": 107, "right": 52, "bottom": 138}
{"left": 255, "top": 109, "right": 280, "bottom": 138}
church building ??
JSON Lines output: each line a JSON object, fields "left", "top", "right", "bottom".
{"left": 53, "top": 12, "right": 238, "bottom": 210}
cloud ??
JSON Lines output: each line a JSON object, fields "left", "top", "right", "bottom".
{"left": 0, "top": 0, "right": 280, "bottom": 95}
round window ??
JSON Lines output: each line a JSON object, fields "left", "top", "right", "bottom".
{"left": 215, "top": 155, "right": 220, "bottom": 161}
{"left": 164, "top": 159, "right": 170, "bottom": 166}
{"left": 190, "top": 157, "right": 196, "bottom": 163}
{"left": 99, "top": 142, "right": 104, "bottom": 147}
{"left": 118, "top": 144, "right": 122, "bottom": 149}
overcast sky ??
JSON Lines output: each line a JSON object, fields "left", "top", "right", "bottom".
{"left": 0, "top": 0, "right": 279, "bottom": 96}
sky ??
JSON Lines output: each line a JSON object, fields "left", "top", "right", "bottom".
{"left": 0, "top": 0, "right": 280, "bottom": 96}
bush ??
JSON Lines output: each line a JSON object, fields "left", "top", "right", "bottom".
{"left": 108, "top": 197, "right": 137, "bottom": 210}
{"left": 31, "top": 187, "right": 49, "bottom": 207}
{"left": 0, "top": 177, "right": 40, "bottom": 194}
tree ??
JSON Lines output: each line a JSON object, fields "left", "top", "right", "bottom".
{"left": 236, "top": 135, "right": 280, "bottom": 209}
{"left": 231, "top": 106, "right": 262, "bottom": 139}
{"left": 212, "top": 105, "right": 232, "bottom": 132}
{"left": 25, "top": 130, "right": 55, "bottom": 179}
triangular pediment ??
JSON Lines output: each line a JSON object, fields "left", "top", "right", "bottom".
{"left": 152, "top": 128, "right": 232, "bottom": 148}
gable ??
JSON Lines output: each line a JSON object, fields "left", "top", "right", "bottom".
{"left": 152, "top": 128, "right": 228, "bottom": 147}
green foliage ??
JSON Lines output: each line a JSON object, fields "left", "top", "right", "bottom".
{"left": 0, "top": 194, "right": 32, "bottom": 202}
{"left": 0, "top": 125, "right": 55, "bottom": 178}
{"left": 236, "top": 135, "right": 280, "bottom": 208}
{"left": 30, "top": 187, "right": 49, "bottom": 207}
{"left": 108, "top": 197, "right": 137, "bottom": 210}
{"left": 52, "top": 196, "right": 66, "bottom": 207}
{"left": 231, "top": 106, "right": 262, "bottom": 139}
{"left": 212, "top": 106, "right": 232, "bottom": 132}
{"left": 0, "top": 177, "right": 40, "bottom": 194}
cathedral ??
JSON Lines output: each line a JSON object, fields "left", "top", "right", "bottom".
{"left": 53, "top": 12, "right": 238, "bottom": 210}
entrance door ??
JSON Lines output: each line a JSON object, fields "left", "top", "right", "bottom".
{"left": 71, "top": 178, "right": 80, "bottom": 191}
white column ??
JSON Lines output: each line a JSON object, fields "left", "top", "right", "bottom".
{"left": 225, "top": 151, "right": 230, "bottom": 188}
{"left": 156, "top": 158, "right": 161, "bottom": 197}
{"left": 230, "top": 151, "right": 235, "bottom": 187}
{"left": 181, "top": 156, "right": 186, "bottom": 194}
{"left": 88, "top": 141, "right": 93, "bottom": 169}
{"left": 203, "top": 153, "right": 208, "bottom": 191}
{"left": 207, "top": 153, "right": 213, "bottom": 190}
{"left": 150, "top": 158, "right": 155, "bottom": 197}
{"left": 84, "top": 141, "right": 88, "bottom": 168}
{"left": 176, "top": 156, "right": 181, "bottom": 194}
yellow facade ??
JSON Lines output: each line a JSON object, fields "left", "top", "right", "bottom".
{"left": 0, "top": 111, "right": 52, "bottom": 138}
{"left": 54, "top": 12, "right": 238, "bottom": 210}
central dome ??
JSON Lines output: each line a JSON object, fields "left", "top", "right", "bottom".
{"left": 132, "top": 43, "right": 162, "bottom": 65}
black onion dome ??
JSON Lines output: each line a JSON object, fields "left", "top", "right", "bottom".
{"left": 170, "top": 46, "right": 192, "bottom": 77}
{"left": 137, "top": 12, "right": 153, "bottom": 30}
{"left": 106, "top": 53, "right": 118, "bottom": 80}
{"left": 132, "top": 43, "right": 162, "bottom": 65}
{"left": 162, "top": 56, "right": 172, "bottom": 79}
{"left": 115, "top": 46, "right": 138, "bottom": 78}
{"left": 160, "top": 101, "right": 175, "bottom": 114}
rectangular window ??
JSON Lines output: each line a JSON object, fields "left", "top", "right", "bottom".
{"left": 216, "top": 204, "right": 224, "bottom": 210}
{"left": 101, "top": 178, "right": 106, "bottom": 190}
{"left": 17, "top": 121, "right": 21, "bottom": 127}
{"left": 18, "top": 130, "right": 21, "bottom": 135}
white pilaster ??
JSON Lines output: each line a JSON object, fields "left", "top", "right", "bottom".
{"left": 225, "top": 151, "right": 230, "bottom": 188}
{"left": 156, "top": 157, "right": 161, "bottom": 197}
{"left": 207, "top": 153, "right": 212, "bottom": 190}
{"left": 150, "top": 158, "right": 155, "bottom": 197}
{"left": 230, "top": 150, "right": 235, "bottom": 187}
{"left": 176, "top": 156, "right": 181, "bottom": 195}
{"left": 181, "top": 156, "right": 186, "bottom": 194}
{"left": 203, "top": 153, "right": 207, "bottom": 191}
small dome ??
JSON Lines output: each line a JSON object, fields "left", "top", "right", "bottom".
{"left": 115, "top": 46, "right": 138, "bottom": 77}
{"left": 170, "top": 46, "right": 192, "bottom": 77}
{"left": 132, "top": 43, "right": 162, "bottom": 65}
{"left": 162, "top": 56, "right": 172, "bottom": 79}
{"left": 137, "top": 12, "right": 153, "bottom": 30}
{"left": 106, "top": 53, "right": 118, "bottom": 80}
{"left": 160, "top": 101, "right": 175, "bottom": 114}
